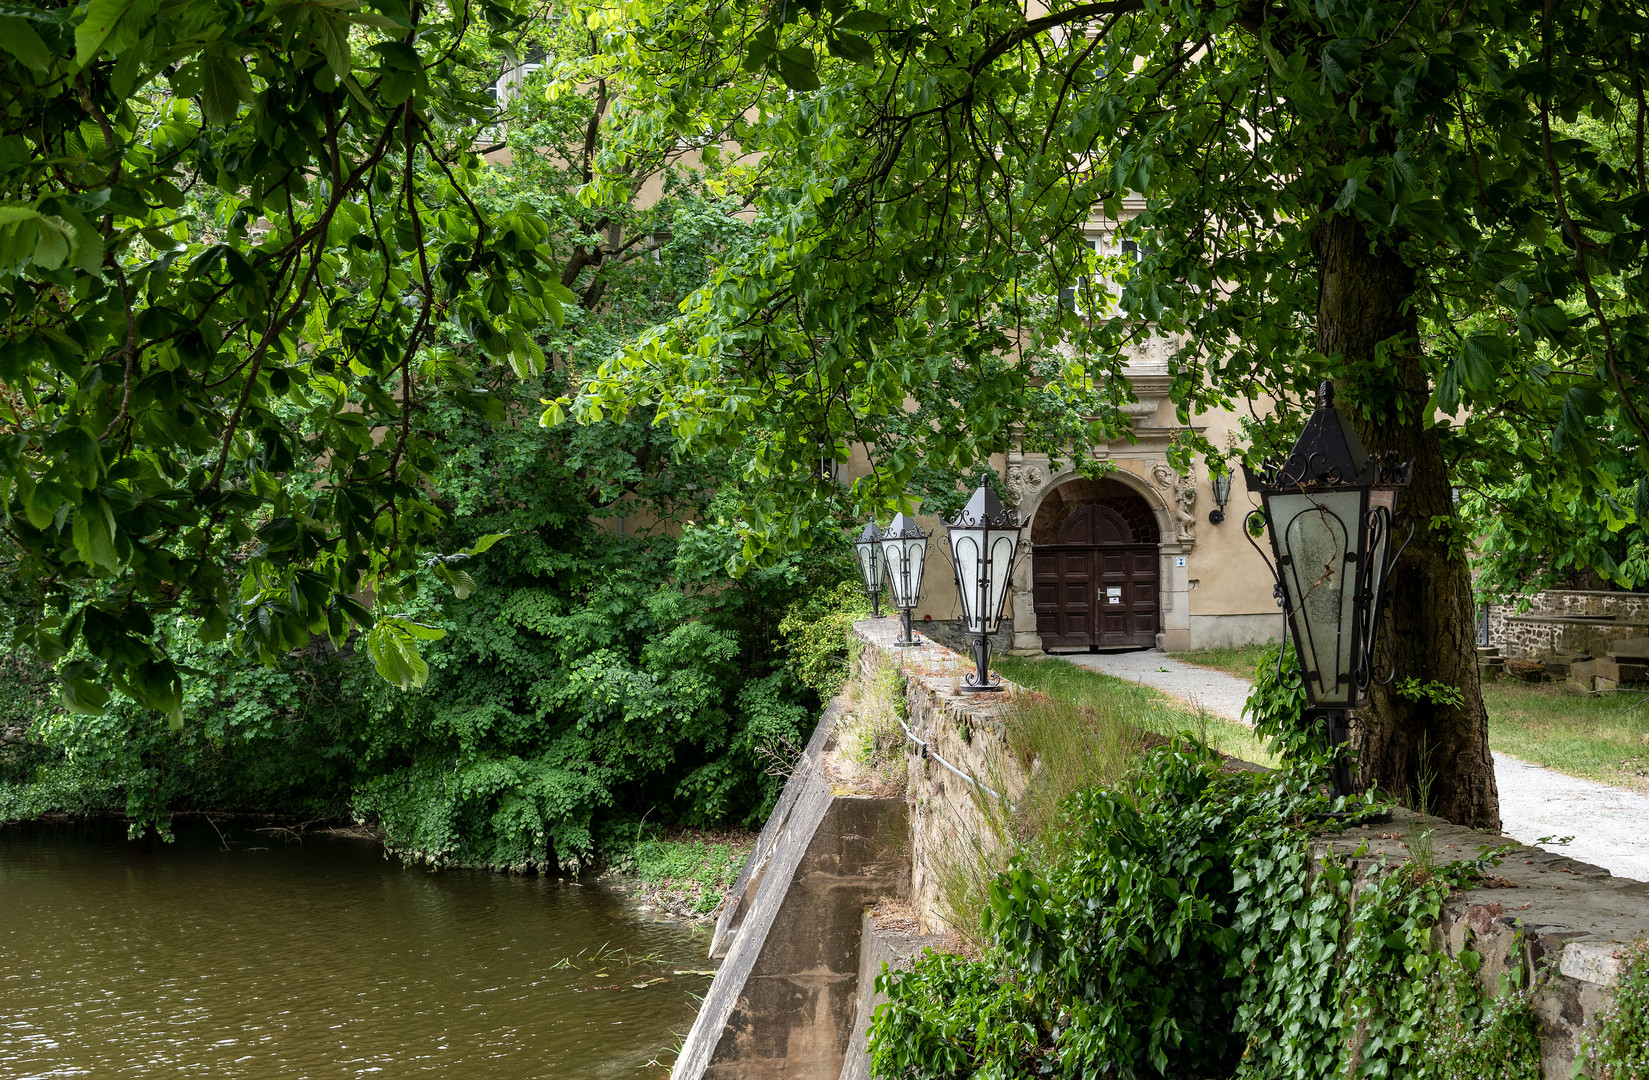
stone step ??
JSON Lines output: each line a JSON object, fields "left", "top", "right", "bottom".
{"left": 1607, "top": 636, "right": 1649, "bottom": 660}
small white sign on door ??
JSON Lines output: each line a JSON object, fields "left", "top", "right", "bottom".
{"left": 1105, "top": 586, "right": 1122, "bottom": 604}
{"left": 1175, "top": 556, "right": 1188, "bottom": 568}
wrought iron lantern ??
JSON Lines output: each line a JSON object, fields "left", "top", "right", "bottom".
{"left": 1243, "top": 381, "right": 1413, "bottom": 797}
{"left": 944, "top": 483, "right": 1025, "bottom": 693}
{"left": 1208, "top": 467, "right": 1233, "bottom": 524}
{"left": 853, "top": 520, "right": 886, "bottom": 618}
{"left": 879, "top": 512, "right": 930, "bottom": 647}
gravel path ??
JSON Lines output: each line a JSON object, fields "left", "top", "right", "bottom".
{"left": 1057, "top": 650, "right": 1649, "bottom": 882}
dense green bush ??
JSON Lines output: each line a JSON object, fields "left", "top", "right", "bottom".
{"left": 869, "top": 745, "right": 1529, "bottom": 1080}
{"left": 779, "top": 580, "right": 872, "bottom": 701}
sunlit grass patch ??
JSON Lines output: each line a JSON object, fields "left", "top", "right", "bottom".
{"left": 1484, "top": 680, "right": 1649, "bottom": 791}
{"left": 995, "top": 655, "right": 1278, "bottom": 769}
{"left": 623, "top": 830, "right": 756, "bottom": 916}
{"left": 1173, "top": 644, "right": 1275, "bottom": 680}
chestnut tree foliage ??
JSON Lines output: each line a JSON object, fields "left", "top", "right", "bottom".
{"left": 559, "top": 0, "right": 1649, "bottom": 827}
{"left": 1, "top": 0, "right": 577, "bottom": 719}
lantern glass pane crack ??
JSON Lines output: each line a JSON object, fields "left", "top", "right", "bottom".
{"left": 878, "top": 513, "right": 929, "bottom": 647}
{"left": 1243, "top": 381, "right": 1412, "bottom": 796}
{"left": 854, "top": 521, "right": 885, "bottom": 618}
{"left": 944, "top": 484, "right": 1024, "bottom": 692}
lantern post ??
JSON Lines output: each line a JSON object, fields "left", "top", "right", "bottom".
{"left": 1243, "top": 382, "right": 1412, "bottom": 798}
{"left": 878, "top": 513, "right": 930, "bottom": 647}
{"left": 944, "top": 484, "right": 1025, "bottom": 693}
{"left": 853, "top": 521, "right": 886, "bottom": 618}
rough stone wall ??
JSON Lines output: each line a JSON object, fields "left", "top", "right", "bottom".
{"left": 852, "top": 617, "right": 1029, "bottom": 936}
{"left": 1484, "top": 590, "right": 1649, "bottom": 658}
{"left": 1317, "top": 817, "right": 1648, "bottom": 1078}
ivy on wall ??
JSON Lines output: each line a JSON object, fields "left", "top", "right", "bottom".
{"left": 868, "top": 745, "right": 1540, "bottom": 1080}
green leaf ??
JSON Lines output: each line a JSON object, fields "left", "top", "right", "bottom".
{"left": 836, "top": 10, "right": 890, "bottom": 31}
{"left": 459, "top": 532, "right": 508, "bottom": 557}
{"left": 827, "top": 32, "right": 875, "bottom": 65}
{"left": 1333, "top": 177, "right": 1357, "bottom": 211}
{"left": 316, "top": 11, "right": 351, "bottom": 77}
{"left": 200, "top": 49, "right": 252, "bottom": 125}
{"left": 1635, "top": 477, "right": 1649, "bottom": 524}
{"left": 60, "top": 675, "right": 110, "bottom": 714}
{"left": 71, "top": 495, "right": 119, "bottom": 569}
{"left": 73, "top": 0, "right": 157, "bottom": 67}
{"left": 776, "top": 49, "right": 820, "bottom": 91}
{"left": 0, "top": 15, "right": 52, "bottom": 71}
{"left": 506, "top": 326, "right": 545, "bottom": 376}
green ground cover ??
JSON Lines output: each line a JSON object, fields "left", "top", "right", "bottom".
{"left": 1175, "top": 644, "right": 1276, "bottom": 679}
{"left": 1484, "top": 681, "right": 1649, "bottom": 792}
{"left": 620, "top": 831, "right": 757, "bottom": 916}
{"left": 994, "top": 657, "right": 1278, "bottom": 770}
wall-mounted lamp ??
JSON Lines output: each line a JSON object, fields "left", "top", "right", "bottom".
{"left": 1208, "top": 467, "right": 1233, "bottom": 524}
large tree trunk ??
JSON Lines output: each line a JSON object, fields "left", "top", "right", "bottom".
{"left": 1312, "top": 215, "right": 1501, "bottom": 830}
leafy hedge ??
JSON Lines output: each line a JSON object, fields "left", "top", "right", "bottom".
{"left": 869, "top": 745, "right": 1534, "bottom": 1080}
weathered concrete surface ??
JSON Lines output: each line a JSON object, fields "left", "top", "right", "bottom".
{"left": 838, "top": 909, "right": 945, "bottom": 1080}
{"left": 1320, "top": 812, "right": 1649, "bottom": 1077}
{"left": 709, "top": 701, "right": 842, "bottom": 961}
{"left": 675, "top": 697, "right": 909, "bottom": 1080}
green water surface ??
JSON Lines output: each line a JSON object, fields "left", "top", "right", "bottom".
{"left": 0, "top": 820, "right": 713, "bottom": 1078}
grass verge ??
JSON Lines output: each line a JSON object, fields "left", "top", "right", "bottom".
{"left": 995, "top": 655, "right": 1279, "bottom": 769}
{"left": 1172, "top": 643, "right": 1275, "bottom": 679}
{"left": 1484, "top": 679, "right": 1649, "bottom": 791}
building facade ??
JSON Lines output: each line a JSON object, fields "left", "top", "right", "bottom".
{"left": 900, "top": 205, "right": 1285, "bottom": 654}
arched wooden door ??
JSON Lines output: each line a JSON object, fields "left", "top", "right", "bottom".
{"left": 1032, "top": 497, "right": 1160, "bottom": 651}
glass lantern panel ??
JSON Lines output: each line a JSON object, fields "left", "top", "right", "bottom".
{"left": 1269, "top": 489, "right": 1363, "bottom": 706}
{"left": 882, "top": 535, "right": 927, "bottom": 608}
{"left": 981, "top": 530, "right": 1017, "bottom": 634}
{"left": 855, "top": 540, "right": 883, "bottom": 593}
{"left": 949, "top": 529, "right": 983, "bottom": 632}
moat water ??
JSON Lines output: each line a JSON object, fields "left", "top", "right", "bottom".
{"left": 0, "top": 819, "right": 713, "bottom": 1078}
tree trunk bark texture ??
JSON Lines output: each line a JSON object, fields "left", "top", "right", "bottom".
{"left": 1312, "top": 215, "right": 1502, "bottom": 831}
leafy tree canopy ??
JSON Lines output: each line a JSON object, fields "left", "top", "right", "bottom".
{"left": 1, "top": 0, "right": 579, "bottom": 719}
{"left": 553, "top": 0, "right": 1649, "bottom": 825}
{"left": 563, "top": 0, "right": 1647, "bottom": 581}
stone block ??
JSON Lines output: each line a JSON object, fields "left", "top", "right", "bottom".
{"left": 1596, "top": 676, "right": 1620, "bottom": 693}
{"left": 1566, "top": 658, "right": 1599, "bottom": 694}
{"left": 1541, "top": 654, "right": 1586, "bottom": 678}
{"left": 1609, "top": 635, "right": 1649, "bottom": 659}
{"left": 1596, "top": 657, "right": 1649, "bottom": 684}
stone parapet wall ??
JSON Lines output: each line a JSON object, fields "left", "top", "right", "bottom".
{"left": 687, "top": 619, "right": 1646, "bottom": 1080}
{"left": 1317, "top": 817, "right": 1648, "bottom": 1078}
{"left": 852, "top": 617, "right": 1028, "bottom": 936}
{"left": 1484, "top": 590, "right": 1649, "bottom": 659}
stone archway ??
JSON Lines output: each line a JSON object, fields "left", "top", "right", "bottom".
{"left": 995, "top": 464, "right": 1193, "bottom": 649}
{"left": 1026, "top": 477, "right": 1162, "bottom": 652}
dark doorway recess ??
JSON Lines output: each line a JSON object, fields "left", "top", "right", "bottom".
{"left": 1031, "top": 479, "right": 1160, "bottom": 651}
